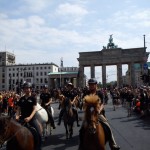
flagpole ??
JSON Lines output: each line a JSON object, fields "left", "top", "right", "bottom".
{"left": 60, "top": 57, "right": 63, "bottom": 87}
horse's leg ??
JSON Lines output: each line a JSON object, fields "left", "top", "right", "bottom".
{"left": 69, "top": 124, "right": 73, "bottom": 139}
{"left": 42, "top": 123, "right": 47, "bottom": 139}
{"left": 37, "top": 120, "right": 43, "bottom": 135}
{"left": 64, "top": 122, "right": 69, "bottom": 139}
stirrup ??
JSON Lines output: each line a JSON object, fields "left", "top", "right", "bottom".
{"left": 111, "top": 144, "right": 120, "bottom": 150}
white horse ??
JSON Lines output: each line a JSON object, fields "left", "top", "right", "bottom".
{"left": 35, "top": 103, "right": 54, "bottom": 138}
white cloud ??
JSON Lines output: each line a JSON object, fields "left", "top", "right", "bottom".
{"left": 0, "top": 0, "right": 150, "bottom": 72}
{"left": 56, "top": 3, "right": 88, "bottom": 16}
{"left": 22, "top": 0, "right": 52, "bottom": 12}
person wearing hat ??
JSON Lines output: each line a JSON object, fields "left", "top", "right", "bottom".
{"left": 15, "top": 82, "right": 42, "bottom": 150}
{"left": 57, "top": 82, "right": 80, "bottom": 127}
{"left": 40, "top": 84, "right": 56, "bottom": 129}
{"left": 78, "top": 78, "right": 120, "bottom": 150}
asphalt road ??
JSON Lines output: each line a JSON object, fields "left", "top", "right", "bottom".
{"left": 42, "top": 96, "right": 150, "bottom": 150}
{"left": 1, "top": 95, "right": 150, "bottom": 150}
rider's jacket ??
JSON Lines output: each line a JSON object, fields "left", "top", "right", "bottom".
{"left": 83, "top": 90, "right": 104, "bottom": 103}
{"left": 40, "top": 92, "right": 51, "bottom": 107}
{"left": 17, "top": 95, "right": 37, "bottom": 119}
{"left": 63, "top": 90, "right": 77, "bottom": 101}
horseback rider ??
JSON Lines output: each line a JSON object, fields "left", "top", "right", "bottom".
{"left": 57, "top": 82, "right": 80, "bottom": 127}
{"left": 40, "top": 84, "right": 56, "bottom": 129}
{"left": 78, "top": 78, "right": 120, "bottom": 150}
{"left": 15, "top": 82, "right": 42, "bottom": 150}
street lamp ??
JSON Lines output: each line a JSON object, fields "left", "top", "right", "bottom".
{"left": 9, "top": 74, "right": 12, "bottom": 91}
{"left": 16, "top": 68, "right": 20, "bottom": 94}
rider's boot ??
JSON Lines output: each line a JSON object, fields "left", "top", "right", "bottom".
{"left": 47, "top": 109, "right": 56, "bottom": 129}
{"left": 78, "top": 126, "right": 84, "bottom": 150}
{"left": 109, "top": 134, "right": 120, "bottom": 150}
{"left": 99, "top": 115, "right": 120, "bottom": 150}
{"left": 105, "top": 123, "right": 120, "bottom": 150}
{"left": 74, "top": 109, "right": 80, "bottom": 127}
{"left": 57, "top": 109, "right": 64, "bottom": 125}
{"left": 50, "top": 116, "right": 56, "bottom": 129}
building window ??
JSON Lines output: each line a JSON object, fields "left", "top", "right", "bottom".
{"left": 45, "top": 78, "right": 47, "bottom": 83}
{"left": 40, "top": 72, "right": 43, "bottom": 76}
{"left": 2, "top": 73, "right": 5, "bottom": 78}
{"left": 40, "top": 78, "right": 43, "bottom": 83}
{"left": 36, "top": 67, "right": 39, "bottom": 70}
{"left": 36, "top": 78, "right": 39, "bottom": 82}
{"left": 2, "top": 79, "right": 5, "bottom": 83}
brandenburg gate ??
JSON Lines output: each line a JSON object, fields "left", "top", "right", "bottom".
{"left": 77, "top": 36, "right": 148, "bottom": 87}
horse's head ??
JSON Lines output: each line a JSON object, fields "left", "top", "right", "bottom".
{"left": 83, "top": 95, "right": 101, "bottom": 134}
{"left": 64, "top": 97, "right": 72, "bottom": 111}
{"left": 62, "top": 97, "right": 74, "bottom": 118}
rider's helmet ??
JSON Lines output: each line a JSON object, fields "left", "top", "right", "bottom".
{"left": 67, "top": 82, "right": 73, "bottom": 86}
{"left": 88, "top": 78, "right": 97, "bottom": 84}
{"left": 23, "top": 82, "right": 32, "bottom": 89}
{"left": 43, "top": 84, "right": 48, "bottom": 89}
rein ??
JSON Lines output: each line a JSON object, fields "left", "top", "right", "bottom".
{"left": 0, "top": 104, "right": 45, "bottom": 148}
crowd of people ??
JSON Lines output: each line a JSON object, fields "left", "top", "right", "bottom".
{"left": 0, "top": 80, "right": 150, "bottom": 150}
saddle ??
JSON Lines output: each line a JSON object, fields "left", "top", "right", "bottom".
{"left": 19, "top": 120, "right": 39, "bottom": 150}
{"left": 28, "top": 126, "right": 38, "bottom": 141}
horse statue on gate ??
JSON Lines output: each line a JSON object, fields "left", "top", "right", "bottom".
{"left": 79, "top": 95, "right": 107, "bottom": 150}
{"left": 0, "top": 116, "right": 36, "bottom": 150}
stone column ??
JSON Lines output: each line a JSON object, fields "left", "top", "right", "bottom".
{"left": 129, "top": 63, "right": 135, "bottom": 87}
{"left": 78, "top": 65, "right": 84, "bottom": 87}
{"left": 61, "top": 77, "right": 64, "bottom": 87}
{"left": 140, "top": 63, "right": 144, "bottom": 74}
{"left": 49, "top": 77, "right": 53, "bottom": 88}
{"left": 90, "top": 64, "right": 95, "bottom": 78}
{"left": 117, "top": 63, "right": 122, "bottom": 87}
{"left": 102, "top": 65, "right": 106, "bottom": 88}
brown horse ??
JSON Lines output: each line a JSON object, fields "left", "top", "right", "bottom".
{"left": 74, "top": 95, "right": 83, "bottom": 110}
{"left": 0, "top": 116, "right": 35, "bottom": 150}
{"left": 81, "top": 95, "right": 106, "bottom": 150}
{"left": 62, "top": 97, "right": 76, "bottom": 139}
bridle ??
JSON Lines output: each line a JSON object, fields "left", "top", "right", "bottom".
{"left": 85, "top": 108, "right": 100, "bottom": 134}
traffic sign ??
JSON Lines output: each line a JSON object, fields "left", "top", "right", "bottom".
{"left": 143, "top": 63, "right": 148, "bottom": 69}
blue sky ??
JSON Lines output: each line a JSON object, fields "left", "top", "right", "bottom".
{"left": 0, "top": 0, "right": 150, "bottom": 81}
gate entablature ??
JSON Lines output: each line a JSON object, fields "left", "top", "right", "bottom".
{"left": 77, "top": 47, "right": 147, "bottom": 87}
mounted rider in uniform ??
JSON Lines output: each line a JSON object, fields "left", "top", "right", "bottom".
{"left": 16, "top": 82, "right": 42, "bottom": 150}
{"left": 40, "top": 84, "right": 56, "bottom": 129}
{"left": 78, "top": 78, "right": 120, "bottom": 150}
{"left": 57, "top": 82, "right": 80, "bottom": 127}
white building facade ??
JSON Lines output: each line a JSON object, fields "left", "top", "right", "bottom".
{"left": 0, "top": 51, "right": 58, "bottom": 91}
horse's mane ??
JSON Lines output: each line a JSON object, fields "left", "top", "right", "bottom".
{"left": 83, "top": 95, "right": 101, "bottom": 121}
{"left": 83, "top": 94, "right": 100, "bottom": 108}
